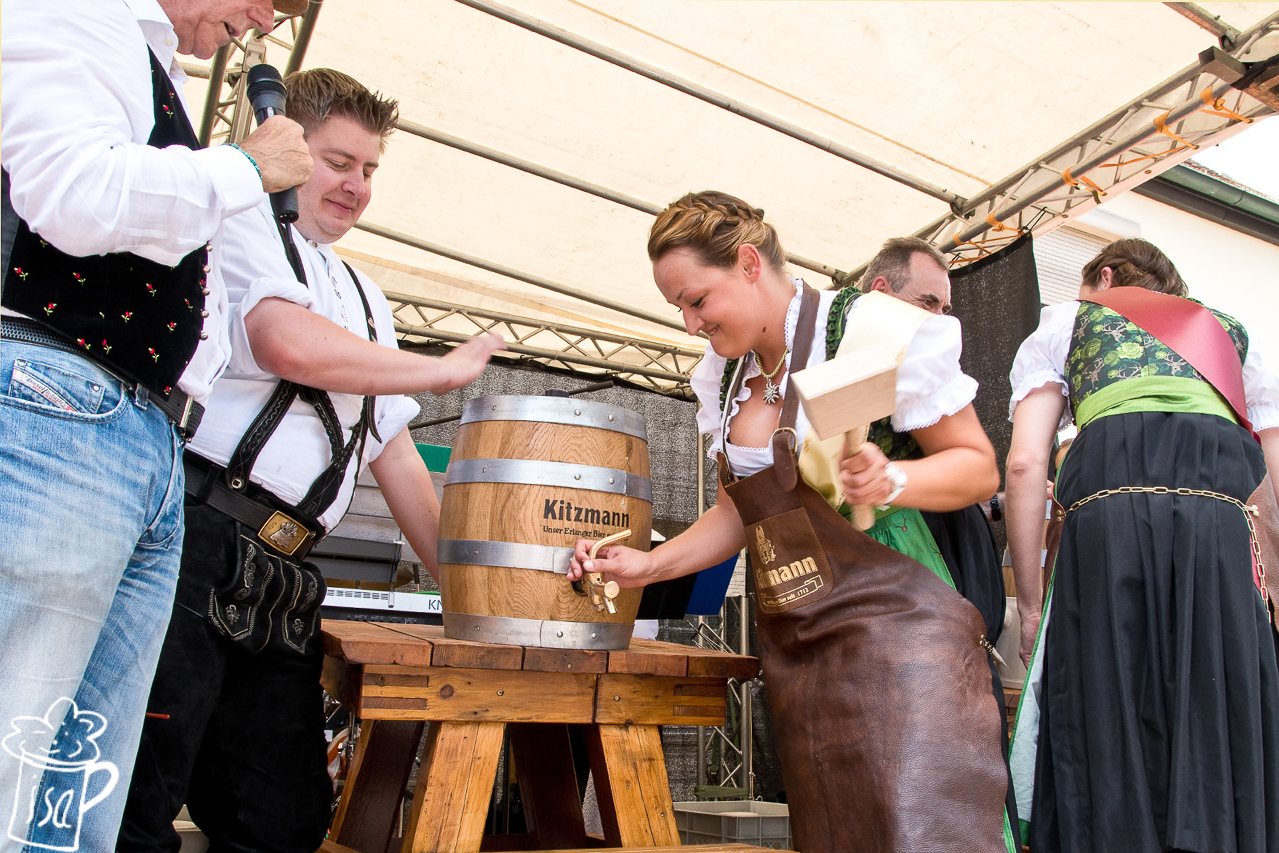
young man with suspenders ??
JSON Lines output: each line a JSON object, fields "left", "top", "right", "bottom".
{"left": 117, "top": 68, "right": 501, "bottom": 852}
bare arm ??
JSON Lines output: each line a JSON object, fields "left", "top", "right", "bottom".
{"left": 368, "top": 429, "right": 441, "bottom": 583}
{"left": 566, "top": 481, "right": 746, "bottom": 588}
{"left": 839, "top": 404, "right": 999, "bottom": 512}
{"left": 1261, "top": 427, "right": 1279, "bottom": 507}
{"left": 244, "top": 296, "right": 502, "bottom": 396}
{"left": 1006, "top": 384, "right": 1067, "bottom": 665}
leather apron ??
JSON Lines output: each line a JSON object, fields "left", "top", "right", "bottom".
{"left": 721, "top": 285, "right": 1008, "bottom": 852}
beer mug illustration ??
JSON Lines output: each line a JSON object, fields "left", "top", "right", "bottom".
{"left": 4, "top": 699, "right": 118, "bottom": 852}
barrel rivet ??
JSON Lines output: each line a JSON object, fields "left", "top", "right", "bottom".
{"left": 574, "top": 473, "right": 581, "bottom": 480}
{"left": 557, "top": 631, "right": 564, "bottom": 638}
{"left": 591, "top": 632, "right": 597, "bottom": 639}
{"left": 497, "top": 690, "right": 504, "bottom": 696}
{"left": 609, "top": 477, "right": 615, "bottom": 484}
{"left": 608, "top": 415, "right": 614, "bottom": 421}
{"left": 574, "top": 409, "right": 581, "bottom": 416}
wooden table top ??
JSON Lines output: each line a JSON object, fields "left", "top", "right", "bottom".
{"left": 322, "top": 620, "right": 760, "bottom": 681}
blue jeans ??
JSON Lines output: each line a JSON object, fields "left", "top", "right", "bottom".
{"left": 0, "top": 341, "right": 184, "bottom": 853}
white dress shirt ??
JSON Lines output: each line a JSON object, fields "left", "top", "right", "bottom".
{"left": 189, "top": 200, "right": 419, "bottom": 532}
{"left": 690, "top": 278, "right": 979, "bottom": 477}
{"left": 1, "top": 0, "right": 265, "bottom": 400}
{"left": 1009, "top": 300, "right": 1279, "bottom": 431}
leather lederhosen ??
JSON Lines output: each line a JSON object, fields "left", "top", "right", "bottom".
{"left": 721, "top": 284, "right": 1008, "bottom": 853}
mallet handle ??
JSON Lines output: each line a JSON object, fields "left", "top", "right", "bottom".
{"left": 843, "top": 425, "right": 876, "bottom": 530}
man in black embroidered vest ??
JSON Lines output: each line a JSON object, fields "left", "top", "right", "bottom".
{"left": 117, "top": 69, "right": 502, "bottom": 853}
{"left": 0, "top": 0, "right": 312, "bottom": 847}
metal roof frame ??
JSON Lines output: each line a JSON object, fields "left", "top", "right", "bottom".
{"left": 194, "top": 2, "right": 1279, "bottom": 395}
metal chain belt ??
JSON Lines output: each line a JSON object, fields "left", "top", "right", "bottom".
{"left": 1065, "top": 485, "right": 1268, "bottom": 615}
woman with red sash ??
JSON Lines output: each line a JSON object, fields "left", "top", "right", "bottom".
{"left": 569, "top": 191, "right": 1015, "bottom": 852}
{"left": 1006, "top": 238, "right": 1279, "bottom": 852}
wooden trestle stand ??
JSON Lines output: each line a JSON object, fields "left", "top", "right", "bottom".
{"left": 321, "top": 620, "right": 764, "bottom": 853}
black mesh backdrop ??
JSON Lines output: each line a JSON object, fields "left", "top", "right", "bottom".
{"left": 948, "top": 235, "right": 1042, "bottom": 494}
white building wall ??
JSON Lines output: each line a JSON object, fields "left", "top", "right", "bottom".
{"left": 1035, "top": 192, "right": 1279, "bottom": 359}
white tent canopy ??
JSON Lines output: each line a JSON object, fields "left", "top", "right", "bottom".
{"left": 184, "top": 1, "right": 1279, "bottom": 390}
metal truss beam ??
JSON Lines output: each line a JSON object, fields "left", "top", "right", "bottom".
{"left": 195, "top": 3, "right": 322, "bottom": 147}
{"left": 356, "top": 221, "right": 686, "bottom": 333}
{"left": 382, "top": 291, "right": 702, "bottom": 398}
{"left": 691, "top": 601, "right": 755, "bottom": 798}
{"left": 895, "top": 12, "right": 1279, "bottom": 275}
{"left": 1165, "top": 2, "right": 1241, "bottom": 47}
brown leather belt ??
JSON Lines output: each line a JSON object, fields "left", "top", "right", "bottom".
{"left": 183, "top": 455, "right": 322, "bottom": 559}
{"left": 2, "top": 316, "right": 204, "bottom": 439}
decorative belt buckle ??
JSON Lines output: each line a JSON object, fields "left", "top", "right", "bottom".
{"left": 259, "top": 511, "right": 314, "bottom": 556}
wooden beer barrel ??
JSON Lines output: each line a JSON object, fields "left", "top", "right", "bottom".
{"left": 437, "top": 395, "right": 651, "bottom": 649}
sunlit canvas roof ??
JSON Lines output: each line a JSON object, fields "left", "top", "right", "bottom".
{"left": 183, "top": 1, "right": 1279, "bottom": 370}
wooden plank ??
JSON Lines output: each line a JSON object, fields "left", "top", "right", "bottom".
{"left": 382, "top": 622, "right": 525, "bottom": 671}
{"left": 497, "top": 847, "right": 790, "bottom": 853}
{"left": 328, "top": 843, "right": 795, "bottom": 853}
{"left": 521, "top": 646, "right": 608, "bottom": 674}
{"left": 606, "top": 638, "right": 687, "bottom": 676}
{"left": 401, "top": 720, "right": 506, "bottom": 853}
{"left": 594, "top": 674, "right": 727, "bottom": 727}
{"left": 331, "top": 719, "right": 426, "bottom": 853}
{"left": 322, "top": 655, "right": 360, "bottom": 711}
{"left": 507, "top": 723, "right": 589, "bottom": 849}
{"left": 323, "top": 620, "right": 433, "bottom": 667}
{"left": 359, "top": 666, "right": 597, "bottom": 723}
{"left": 683, "top": 646, "right": 760, "bottom": 680}
{"left": 584, "top": 723, "right": 680, "bottom": 848}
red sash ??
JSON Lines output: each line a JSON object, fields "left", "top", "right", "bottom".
{"left": 1079, "top": 286, "right": 1255, "bottom": 440}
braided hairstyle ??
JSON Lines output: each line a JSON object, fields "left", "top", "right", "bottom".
{"left": 647, "top": 191, "right": 786, "bottom": 273}
{"left": 1081, "top": 238, "right": 1187, "bottom": 297}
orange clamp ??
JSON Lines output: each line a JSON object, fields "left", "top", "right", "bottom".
{"left": 985, "top": 212, "right": 1022, "bottom": 233}
{"left": 1062, "top": 168, "right": 1106, "bottom": 197}
{"left": 1199, "top": 87, "right": 1252, "bottom": 123}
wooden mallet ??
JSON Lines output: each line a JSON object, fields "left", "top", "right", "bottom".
{"left": 790, "top": 291, "right": 932, "bottom": 529}
{"left": 790, "top": 349, "right": 899, "bottom": 528}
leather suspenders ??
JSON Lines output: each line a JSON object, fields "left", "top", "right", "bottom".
{"left": 188, "top": 222, "right": 382, "bottom": 556}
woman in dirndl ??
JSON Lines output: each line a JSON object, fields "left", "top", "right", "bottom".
{"left": 1005, "top": 237, "right": 1279, "bottom": 853}
{"left": 568, "top": 191, "right": 1016, "bottom": 852}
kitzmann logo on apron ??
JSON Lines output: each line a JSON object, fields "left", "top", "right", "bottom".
{"left": 748, "top": 508, "right": 833, "bottom": 613}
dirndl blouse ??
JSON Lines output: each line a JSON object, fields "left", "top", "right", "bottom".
{"left": 1008, "top": 300, "right": 1279, "bottom": 432}
{"left": 690, "top": 277, "right": 979, "bottom": 478}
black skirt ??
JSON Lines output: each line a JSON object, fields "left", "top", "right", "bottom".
{"left": 923, "top": 503, "right": 1006, "bottom": 643}
{"left": 1032, "top": 411, "right": 1279, "bottom": 853}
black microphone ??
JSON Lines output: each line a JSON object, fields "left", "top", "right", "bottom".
{"left": 246, "top": 63, "right": 299, "bottom": 223}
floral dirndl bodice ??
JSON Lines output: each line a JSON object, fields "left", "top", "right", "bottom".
{"left": 1066, "top": 300, "right": 1248, "bottom": 419}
